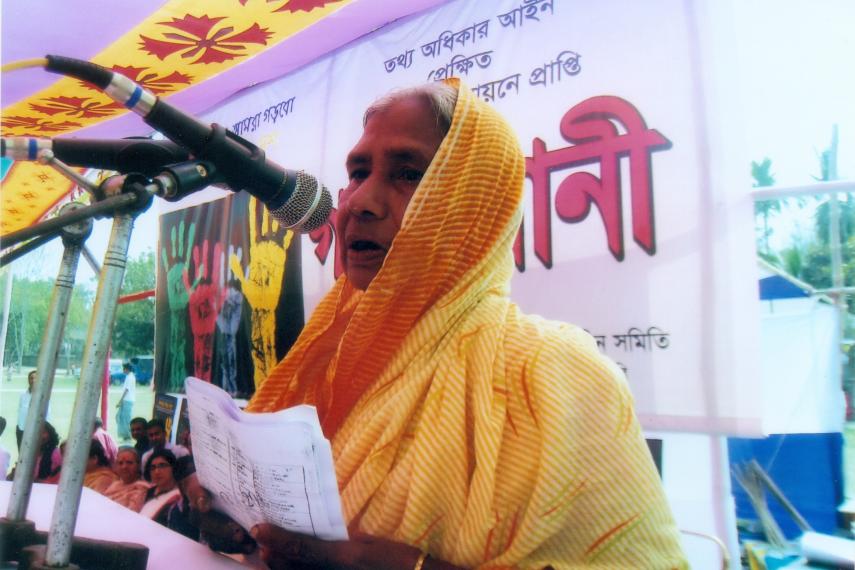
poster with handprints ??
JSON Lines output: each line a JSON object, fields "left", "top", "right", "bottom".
{"left": 155, "top": 192, "right": 305, "bottom": 398}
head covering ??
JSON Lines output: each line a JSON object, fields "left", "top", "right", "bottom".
{"left": 249, "top": 78, "right": 523, "bottom": 432}
{"left": 249, "top": 80, "right": 685, "bottom": 567}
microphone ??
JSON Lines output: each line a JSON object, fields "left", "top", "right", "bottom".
{"left": 1, "top": 137, "right": 191, "bottom": 177}
{"left": 39, "top": 55, "right": 333, "bottom": 233}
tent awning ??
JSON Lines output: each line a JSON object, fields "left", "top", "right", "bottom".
{"left": 1, "top": 0, "right": 450, "bottom": 236}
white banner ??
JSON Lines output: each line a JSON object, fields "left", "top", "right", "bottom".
{"left": 196, "top": 0, "right": 762, "bottom": 434}
{"left": 761, "top": 299, "right": 843, "bottom": 434}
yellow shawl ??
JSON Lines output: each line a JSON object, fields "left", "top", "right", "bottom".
{"left": 249, "top": 79, "right": 686, "bottom": 568}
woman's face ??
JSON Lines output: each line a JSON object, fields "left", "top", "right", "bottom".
{"left": 115, "top": 451, "right": 140, "bottom": 484}
{"left": 337, "top": 95, "right": 445, "bottom": 290}
{"left": 149, "top": 457, "right": 175, "bottom": 492}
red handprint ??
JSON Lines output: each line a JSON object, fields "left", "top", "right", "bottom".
{"left": 186, "top": 240, "right": 225, "bottom": 382}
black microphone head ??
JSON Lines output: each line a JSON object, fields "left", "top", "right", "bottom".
{"left": 267, "top": 170, "right": 332, "bottom": 233}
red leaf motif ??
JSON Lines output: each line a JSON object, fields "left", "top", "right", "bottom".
{"left": 2, "top": 116, "right": 82, "bottom": 134}
{"left": 216, "top": 23, "right": 272, "bottom": 48}
{"left": 140, "top": 34, "right": 189, "bottom": 60}
{"left": 188, "top": 47, "right": 237, "bottom": 65}
{"left": 139, "top": 14, "right": 272, "bottom": 64}
{"left": 107, "top": 67, "right": 193, "bottom": 94}
{"left": 144, "top": 70, "right": 194, "bottom": 92}
{"left": 2, "top": 116, "right": 41, "bottom": 129}
{"left": 29, "top": 96, "right": 117, "bottom": 118}
{"left": 161, "top": 14, "right": 226, "bottom": 38}
{"left": 273, "top": 0, "right": 340, "bottom": 13}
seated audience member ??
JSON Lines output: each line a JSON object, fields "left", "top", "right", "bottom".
{"left": 0, "top": 417, "right": 10, "bottom": 479}
{"left": 92, "top": 417, "right": 118, "bottom": 466}
{"left": 140, "top": 419, "right": 188, "bottom": 470}
{"left": 83, "top": 439, "right": 119, "bottom": 494}
{"left": 130, "top": 417, "right": 150, "bottom": 455}
{"left": 140, "top": 449, "right": 181, "bottom": 524}
{"left": 34, "top": 421, "right": 62, "bottom": 484}
{"left": 177, "top": 427, "right": 192, "bottom": 455}
{"left": 162, "top": 456, "right": 201, "bottom": 541}
{"left": 104, "top": 447, "right": 151, "bottom": 512}
{"left": 239, "top": 80, "right": 687, "bottom": 568}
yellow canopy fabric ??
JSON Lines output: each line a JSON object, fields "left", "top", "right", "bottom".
{"left": 249, "top": 79, "right": 686, "bottom": 567}
{"left": 1, "top": 0, "right": 351, "bottom": 235}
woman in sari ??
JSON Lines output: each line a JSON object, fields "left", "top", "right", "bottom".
{"left": 219, "top": 80, "right": 686, "bottom": 569}
{"left": 104, "top": 447, "right": 151, "bottom": 512}
{"left": 33, "top": 421, "right": 62, "bottom": 484}
{"left": 83, "top": 439, "right": 118, "bottom": 494}
{"left": 140, "top": 448, "right": 181, "bottom": 525}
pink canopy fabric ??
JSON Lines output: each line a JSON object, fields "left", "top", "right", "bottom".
{"left": 0, "top": 0, "right": 449, "bottom": 233}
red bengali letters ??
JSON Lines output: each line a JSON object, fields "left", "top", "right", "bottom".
{"left": 524, "top": 96, "right": 671, "bottom": 264}
{"left": 306, "top": 97, "right": 670, "bottom": 274}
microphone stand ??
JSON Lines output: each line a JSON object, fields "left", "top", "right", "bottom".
{"left": 0, "top": 152, "right": 212, "bottom": 569}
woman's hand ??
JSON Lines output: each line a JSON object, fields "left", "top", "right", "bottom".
{"left": 180, "top": 474, "right": 256, "bottom": 554}
{"left": 252, "top": 525, "right": 447, "bottom": 570}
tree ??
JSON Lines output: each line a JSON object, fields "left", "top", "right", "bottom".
{"left": 751, "top": 157, "right": 780, "bottom": 254}
{"left": 111, "top": 250, "right": 156, "bottom": 358}
{"left": 779, "top": 245, "right": 804, "bottom": 280}
{"left": 3, "top": 276, "right": 93, "bottom": 366}
{"left": 812, "top": 127, "right": 852, "bottom": 247}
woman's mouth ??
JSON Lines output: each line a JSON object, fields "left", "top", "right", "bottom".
{"left": 347, "top": 239, "right": 386, "bottom": 264}
{"left": 350, "top": 240, "right": 383, "bottom": 251}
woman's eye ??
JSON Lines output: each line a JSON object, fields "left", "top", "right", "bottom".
{"left": 398, "top": 168, "right": 423, "bottom": 183}
{"left": 349, "top": 168, "right": 368, "bottom": 181}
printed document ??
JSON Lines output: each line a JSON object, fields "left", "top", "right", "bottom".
{"left": 185, "top": 377, "right": 348, "bottom": 540}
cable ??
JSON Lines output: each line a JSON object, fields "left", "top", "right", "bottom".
{"left": 45, "top": 55, "right": 112, "bottom": 88}
{"left": 1, "top": 58, "right": 48, "bottom": 73}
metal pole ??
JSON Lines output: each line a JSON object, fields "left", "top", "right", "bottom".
{"left": 0, "top": 266, "right": 13, "bottom": 383}
{"left": 0, "top": 232, "right": 61, "bottom": 268}
{"left": 0, "top": 192, "right": 138, "bottom": 250}
{"left": 6, "top": 204, "right": 92, "bottom": 522}
{"left": 749, "top": 178, "right": 855, "bottom": 201}
{"left": 45, "top": 212, "right": 134, "bottom": 567}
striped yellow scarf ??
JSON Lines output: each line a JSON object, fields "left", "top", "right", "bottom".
{"left": 249, "top": 79, "right": 686, "bottom": 568}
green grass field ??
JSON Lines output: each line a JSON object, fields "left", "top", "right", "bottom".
{"left": 0, "top": 370, "right": 155, "bottom": 469}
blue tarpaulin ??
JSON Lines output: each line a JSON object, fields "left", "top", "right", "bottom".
{"left": 728, "top": 433, "right": 844, "bottom": 539}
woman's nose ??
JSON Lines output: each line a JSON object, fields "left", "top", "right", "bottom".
{"left": 346, "top": 176, "right": 387, "bottom": 220}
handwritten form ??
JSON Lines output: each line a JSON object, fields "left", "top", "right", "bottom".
{"left": 185, "top": 377, "right": 348, "bottom": 540}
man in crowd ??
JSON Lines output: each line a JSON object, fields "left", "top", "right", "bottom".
{"left": 130, "top": 417, "right": 150, "bottom": 456}
{"left": 115, "top": 363, "right": 136, "bottom": 442}
{"left": 141, "top": 418, "right": 189, "bottom": 474}
{"left": 16, "top": 370, "right": 44, "bottom": 450}
{"left": 235, "top": 80, "right": 687, "bottom": 568}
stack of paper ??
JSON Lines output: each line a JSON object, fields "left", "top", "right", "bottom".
{"left": 185, "top": 377, "right": 348, "bottom": 540}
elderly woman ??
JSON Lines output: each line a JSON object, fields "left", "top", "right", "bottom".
{"left": 244, "top": 80, "right": 686, "bottom": 569}
{"left": 140, "top": 448, "right": 181, "bottom": 525}
{"left": 83, "top": 439, "right": 118, "bottom": 494}
{"left": 103, "top": 447, "right": 151, "bottom": 512}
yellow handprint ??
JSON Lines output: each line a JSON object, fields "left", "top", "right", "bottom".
{"left": 230, "top": 197, "right": 294, "bottom": 387}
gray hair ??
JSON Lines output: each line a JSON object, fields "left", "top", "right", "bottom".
{"left": 363, "top": 81, "right": 458, "bottom": 135}
{"left": 117, "top": 446, "right": 140, "bottom": 461}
